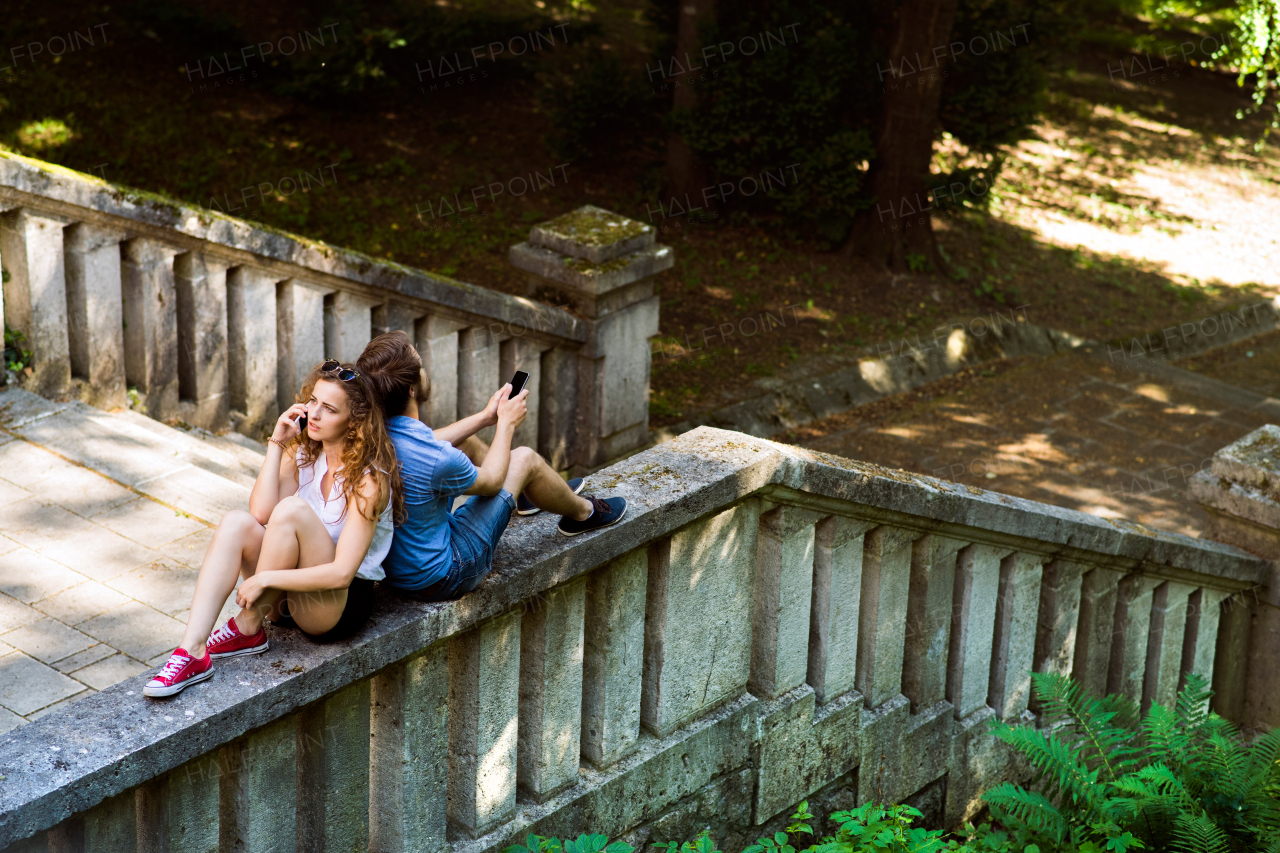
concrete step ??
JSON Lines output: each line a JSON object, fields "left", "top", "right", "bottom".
{"left": 0, "top": 388, "right": 259, "bottom": 525}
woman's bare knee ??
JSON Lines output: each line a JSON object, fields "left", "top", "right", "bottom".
{"left": 218, "top": 509, "right": 262, "bottom": 536}
{"left": 267, "top": 495, "right": 311, "bottom": 526}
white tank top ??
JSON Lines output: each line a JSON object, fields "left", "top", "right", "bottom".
{"left": 295, "top": 449, "right": 392, "bottom": 582}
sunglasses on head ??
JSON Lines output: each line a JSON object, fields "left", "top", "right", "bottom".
{"left": 319, "top": 359, "right": 360, "bottom": 382}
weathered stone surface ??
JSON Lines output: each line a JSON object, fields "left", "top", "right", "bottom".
{"left": 1210, "top": 424, "right": 1280, "bottom": 491}
{"left": 297, "top": 680, "right": 371, "bottom": 852}
{"left": 903, "top": 535, "right": 965, "bottom": 712}
{"left": 121, "top": 238, "right": 181, "bottom": 421}
{"left": 990, "top": 553, "right": 1043, "bottom": 720}
{"left": 219, "top": 715, "right": 298, "bottom": 853}
{"left": 857, "top": 526, "right": 915, "bottom": 709}
{"left": 449, "top": 610, "right": 521, "bottom": 837}
{"left": 326, "top": 290, "right": 377, "bottom": 363}
{"left": 1108, "top": 575, "right": 1160, "bottom": 703}
{"left": 510, "top": 242, "right": 673, "bottom": 295}
{"left": 417, "top": 315, "right": 466, "bottom": 428}
{"left": 173, "top": 252, "right": 230, "bottom": 430}
{"left": 643, "top": 502, "right": 760, "bottom": 737}
{"left": 164, "top": 755, "right": 219, "bottom": 853}
{"left": 370, "top": 642, "right": 449, "bottom": 853}
{"left": 952, "top": 540, "right": 1008, "bottom": 721}
{"left": 0, "top": 427, "right": 1266, "bottom": 849}
{"left": 226, "top": 266, "right": 279, "bottom": 437}
{"left": 528, "top": 205, "right": 656, "bottom": 264}
{"left": 1180, "top": 588, "right": 1225, "bottom": 691}
{"left": 751, "top": 506, "right": 822, "bottom": 699}
{"left": 458, "top": 326, "right": 502, "bottom": 444}
{"left": 807, "top": 517, "right": 874, "bottom": 705}
{"left": 276, "top": 278, "right": 328, "bottom": 407}
{"left": 1073, "top": 567, "right": 1123, "bottom": 698}
{"left": 0, "top": 208, "right": 70, "bottom": 397}
{"left": 519, "top": 577, "right": 587, "bottom": 802}
{"left": 63, "top": 223, "right": 126, "bottom": 409}
{"left": 1143, "top": 581, "right": 1195, "bottom": 711}
{"left": 582, "top": 549, "right": 647, "bottom": 768}
{"left": 754, "top": 685, "right": 862, "bottom": 824}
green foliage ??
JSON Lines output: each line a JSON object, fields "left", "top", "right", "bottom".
{"left": 537, "top": 46, "right": 657, "bottom": 161}
{"left": 505, "top": 833, "right": 635, "bottom": 853}
{"left": 985, "top": 671, "right": 1280, "bottom": 852}
{"left": 4, "top": 326, "right": 31, "bottom": 372}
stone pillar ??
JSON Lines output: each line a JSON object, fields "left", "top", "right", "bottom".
{"left": 856, "top": 526, "right": 915, "bottom": 709}
{"left": 296, "top": 681, "right": 372, "bottom": 851}
{"left": 1212, "top": 594, "right": 1252, "bottom": 722}
{"left": 174, "top": 252, "right": 230, "bottom": 430}
{"left": 219, "top": 715, "right": 297, "bottom": 852}
{"left": 1029, "top": 558, "right": 1086, "bottom": 715}
{"left": 501, "top": 336, "right": 545, "bottom": 451}
{"left": 324, "top": 290, "right": 376, "bottom": 363}
{"left": 1143, "top": 581, "right": 1195, "bottom": 711}
{"left": 581, "top": 548, "right": 647, "bottom": 768}
{"left": 226, "top": 266, "right": 279, "bottom": 437}
{"left": 510, "top": 205, "right": 671, "bottom": 471}
{"left": 416, "top": 315, "right": 464, "bottom": 430}
{"left": 807, "top": 516, "right": 873, "bottom": 705}
{"left": 538, "top": 346, "right": 580, "bottom": 472}
{"left": 1107, "top": 575, "right": 1159, "bottom": 704}
{"left": 448, "top": 610, "right": 522, "bottom": 837}
{"left": 163, "top": 755, "right": 220, "bottom": 853}
{"left": 121, "top": 238, "right": 181, "bottom": 420}
{"left": 947, "top": 544, "right": 1011, "bottom": 719}
{"left": 642, "top": 501, "right": 759, "bottom": 737}
{"left": 989, "top": 552, "right": 1044, "bottom": 720}
{"left": 751, "top": 506, "right": 821, "bottom": 699}
{"left": 1, "top": 209, "right": 71, "bottom": 396}
{"left": 902, "top": 534, "right": 965, "bottom": 713}
{"left": 1180, "top": 588, "right": 1227, "bottom": 694}
{"left": 276, "top": 278, "right": 328, "bottom": 407}
{"left": 1072, "top": 567, "right": 1123, "bottom": 698}
{"left": 518, "top": 576, "right": 587, "bottom": 802}
{"left": 1189, "top": 424, "right": 1280, "bottom": 730}
{"left": 63, "top": 222, "right": 126, "bottom": 409}
{"left": 370, "top": 642, "right": 449, "bottom": 853}
{"left": 457, "top": 325, "right": 502, "bottom": 443}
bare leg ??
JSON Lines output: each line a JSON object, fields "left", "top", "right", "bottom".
{"left": 503, "top": 447, "right": 592, "bottom": 520}
{"left": 179, "top": 510, "right": 264, "bottom": 658}
{"left": 456, "top": 434, "right": 489, "bottom": 466}
{"left": 236, "top": 496, "right": 342, "bottom": 638}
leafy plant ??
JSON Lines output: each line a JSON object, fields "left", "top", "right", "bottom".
{"left": 506, "top": 833, "right": 634, "bottom": 853}
{"left": 4, "top": 326, "right": 31, "bottom": 372}
{"left": 985, "top": 671, "right": 1280, "bottom": 852}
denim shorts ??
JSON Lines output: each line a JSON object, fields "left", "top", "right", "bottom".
{"left": 415, "top": 489, "right": 515, "bottom": 602}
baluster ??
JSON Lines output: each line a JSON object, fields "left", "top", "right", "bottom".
{"left": 1143, "top": 581, "right": 1196, "bottom": 711}
{"left": 218, "top": 715, "right": 298, "bottom": 852}
{"left": 642, "top": 502, "right": 760, "bottom": 737}
{"left": 946, "top": 544, "right": 1012, "bottom": 719}
{"left": 902, "top": 534, "right": 966, "bottom": 713}
{"left": 416, "top": 316, "right": 464, "bottom": 430}
{"left": 1180, "top": 588, "right": 1226, "bottom": 695}
{"left": 63, "top": 222, "right": 126, "bottom": 408}
{"left": 989, "top": 552, "right": 1044, "bottom": 720}
{"left": 1211, "top": 594, "right": 1251, "bottom": 721}
{"left": 457, "top": 326, "right": 502, "bottom": 443}
{"left": 276, "top": 278, "right": 327, "bottom": 408}
{"left": 0, "top": 208, "right": 71, "bottom": 396}
{"left": 121, "top": 238, "right": 181, "bottom": 420}
{"left": 174, "top": 252, "right": 230, "bottom": 430}
{"left": 1072, "top": 567, "right": 1123, "bottom": 698}
{"left": 750, "top": 506, "right": 822, "bottom": 699}
{"left": 324, "top": 290, "right": 376, "bottom": 363}
{"left": 370, "top": 642, "right": 450, "bottom": 853}
{"left": 808, "top": 517, "right": 874, "bottom": 705}
{"left": 519, "top": 576, "right": 587, "bottom": 802}
{"left": 226, "top": 266, "right": 280, "bottom": 437}
{"left": 448, "top": 610, "right": 522, "bottom": 836}
{"left": 582, "top": 548, "right": 647, "bottom": 768}
{"left": 856, "top": 526, "right": 916, "bottom": 709}
{"left": 538, "top": 346, "right": 579, "bottom": 471}
{"left": 1030, "top": 558, "right": 1087, "bottom": 714}
{"left": 500, "top": 337, "right": 545, "bottom": 452}
{"left": 1107, "top": 575, "right": 1159, "bottom": 704}
{"left": 297, "top": 681, "right": 371, "bottom": 851}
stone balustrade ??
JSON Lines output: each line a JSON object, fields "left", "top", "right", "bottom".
{"left": 0, "top": 427, "right": 1267, "bottom": 853}
{"left": 0, "top": 153, "right": 669, "bottom": 470}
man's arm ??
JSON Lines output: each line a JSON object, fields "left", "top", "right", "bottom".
{"left": 464, "top": 386, "right": 527, "bottom": 495}
{"left": 432, "top": 388, "right": 502, "bottom": 447}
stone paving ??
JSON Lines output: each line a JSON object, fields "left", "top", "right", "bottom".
{"left": 786, "top": 345, "right": 1280, "bottom": 538}
{"left": 0, "top": 389, "right": 259, "bottom": 730}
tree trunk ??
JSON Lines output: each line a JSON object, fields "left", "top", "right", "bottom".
{"left": 844, "top": 0, "right": 961, "bottom": 272}
{"left": 662, "top": 0, "right": 716, "bottom": 205}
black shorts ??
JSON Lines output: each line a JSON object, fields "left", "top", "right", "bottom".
{"left": 275, "top": 578, "right": 375, "bottom": 643}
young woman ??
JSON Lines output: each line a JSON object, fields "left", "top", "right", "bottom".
{"left": 144, "top": 360, "right": 401, "bottom": 698}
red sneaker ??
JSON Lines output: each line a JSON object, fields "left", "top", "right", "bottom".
{"left": 143, "top": 648, "right": 213, "bottom": 698}
{"left": 206, "top": 616, "right": 269, "bottom": 659}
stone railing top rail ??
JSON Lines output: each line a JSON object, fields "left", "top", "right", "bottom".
{"left": 0, "top": 427, "right": 1265, "bottom": 844}
{"left": 0, "top": 150, "right": 585, "bottom": 343}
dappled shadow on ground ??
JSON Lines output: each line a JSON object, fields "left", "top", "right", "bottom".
{"left": 780, "top": 350, "right": 1275, "bottom": 537}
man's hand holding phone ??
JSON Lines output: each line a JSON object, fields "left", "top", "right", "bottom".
{"left": 496, "top": 382, "right": 528, "bottom": 430}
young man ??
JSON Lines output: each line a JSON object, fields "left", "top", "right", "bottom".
{"left": 356, "top": 332, "right": 626, "bottom": 601}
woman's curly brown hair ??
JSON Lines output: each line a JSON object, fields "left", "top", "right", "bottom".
{"left": 286, "top": 362, "right": 405, "bottom": 524}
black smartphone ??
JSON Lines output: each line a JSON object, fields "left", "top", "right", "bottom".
{"left": 296, "top": 412, "right": 308, "bottom": 432}
{"left": 509, "top": 370, "right": 530, "bottom": 397}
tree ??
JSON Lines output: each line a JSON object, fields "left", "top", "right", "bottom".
{"left": 661, "top": 0, "right": 717, "bottom": 202}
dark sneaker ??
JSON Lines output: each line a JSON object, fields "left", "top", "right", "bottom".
{"left": 517, "top": 477, "right": 585, "bottom": 516}
{"left": 206, "top": 616, "right": 269, "bottom": 659}
{"left": 143, "top": 648, "right": 213, "bottom": 698}
{"left": 558, "top": 495, "right": 627, "bottom": 537}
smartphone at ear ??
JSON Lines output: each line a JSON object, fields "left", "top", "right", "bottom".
{"left": 508, "top": 370, "right": 530, "bottom": 397}
{"left": 296, "top": 412, "right": 308, "bottom": 432}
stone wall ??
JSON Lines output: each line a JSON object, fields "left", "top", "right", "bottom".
{"left": 0, "top": 427, "right": 1267, "bottom": 852}
{"left": 0, "top": 153, "right": 668, "bottom": 470}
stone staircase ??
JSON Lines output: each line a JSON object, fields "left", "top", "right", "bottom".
{"left": 0, "top": 387, "right": 262, "bottom": 729}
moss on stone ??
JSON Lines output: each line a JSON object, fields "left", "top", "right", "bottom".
{"left": 563, "top": 253, "right": 637, "bottom": 275}
{"left": 541, "top": 205, "right": 650, "bottom": 247}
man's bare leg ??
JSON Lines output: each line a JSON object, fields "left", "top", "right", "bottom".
{"left": 503, "top": 447, "right": 592, "bottom": 520}
{"left": 456, "top": 434, "right": 489, "bottom": 466}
